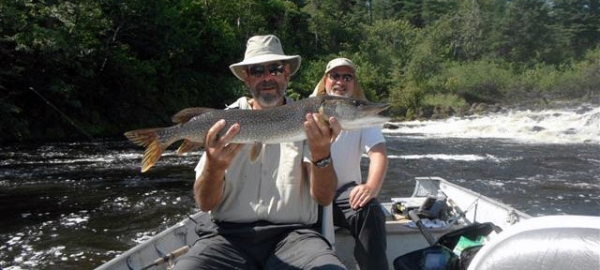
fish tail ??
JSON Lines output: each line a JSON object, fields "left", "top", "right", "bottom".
{"left": 124, "top": 128, "right": 169, "bottom": 172}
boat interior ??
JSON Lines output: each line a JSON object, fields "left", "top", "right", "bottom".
{"left": 95, "top": 177, "right": 600, "bottom": 270}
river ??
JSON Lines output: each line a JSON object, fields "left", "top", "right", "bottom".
{"left": 1, "top": 104, "right": 599, "bottom": 269}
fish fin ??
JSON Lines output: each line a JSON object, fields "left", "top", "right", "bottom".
{"left": 124, "top": 128, "right": 168, "bottom": 172}
{"left": 172, "top": 107, "right": 216, "bottom": 124}
{"left": 177, "top": 139, "right": 203, "bottom": 154}
{"left": 141, "top": 139, "right": 164, "bottom": 172}
{"left": 124, "top": 128, "right": 160, "bottom": 147}
{"left": 317, "top": 115, "right": 330, "bottom": 126}
{"left": 316, "top": 108, "right": 331, "bottom": 126}
{"left": 250, "top": 143, "right": 262, "bottom": 163}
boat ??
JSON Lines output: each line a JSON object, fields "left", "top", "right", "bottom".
{"left": 95, "top": 176, "right": 600, "bottom": 270}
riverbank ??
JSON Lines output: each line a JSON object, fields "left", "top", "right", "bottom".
{"left": 392, "top": 95, "right": 599, "bottom": 122}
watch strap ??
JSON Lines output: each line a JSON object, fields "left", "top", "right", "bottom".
{"left": 312, "top": 154, "right": 332, "bottom": 168}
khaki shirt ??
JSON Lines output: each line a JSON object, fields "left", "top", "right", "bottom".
{"left": 194, "top": 97, "right": 318, "bottom": 224}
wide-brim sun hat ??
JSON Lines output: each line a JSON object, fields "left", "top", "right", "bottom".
{"left": 229, "top": 35, "right": 301, "bottom": 81}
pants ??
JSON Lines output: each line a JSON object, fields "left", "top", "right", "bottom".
{"left": 174, "top": 220, "right": 346, "bottom": 270}
{"left": 333, "top": 183, "right": 389, "bottom": 270}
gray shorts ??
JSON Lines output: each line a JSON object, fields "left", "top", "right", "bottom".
{"left": 174, "top": 220, "right": 346, "bottom": 270}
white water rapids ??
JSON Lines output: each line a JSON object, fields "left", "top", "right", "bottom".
{"left": 386, "top": 104, "right": 599, "bottom": 144}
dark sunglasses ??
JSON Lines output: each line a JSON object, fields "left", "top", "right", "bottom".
{"left": 248, "top": 63, "right": 285, "bottom": 78}
{"left": 328, "top": 73, "right": 354, "bottom": 82}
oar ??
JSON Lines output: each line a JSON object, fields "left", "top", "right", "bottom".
{"left": 139, "top": 245, "right": 190, "bottom": 270}
{"left": 408, "top": 210, "right": 437, "bottom": 245}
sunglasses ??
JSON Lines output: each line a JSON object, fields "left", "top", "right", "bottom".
{"left": 248, "top": 63, "right": 285, "bottom": 78}
{"left": 328, "top": 73, "right": 354, "bottom": 82}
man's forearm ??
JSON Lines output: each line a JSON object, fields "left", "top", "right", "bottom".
{"left": 308, "top": 162, "right": 337, "bottom": 206}
{"left": 194, "top": 163, "right": 225, "bottom": 211}
{"left": 307, "top": 163, "right": 337, "bottom": 206}
{"left": 365, "top": 143, "right": 388, "bottom": 196}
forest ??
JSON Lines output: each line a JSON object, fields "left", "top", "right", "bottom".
{"left": 1, "top": 0, "right": 599, "bottom": 142}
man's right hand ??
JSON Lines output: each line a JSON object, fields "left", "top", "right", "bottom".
{"left": 204, "top": 119, "right": 244, "bottom": 172}
{"left": 195, "top": 119, "right": 244, "bottom": 211}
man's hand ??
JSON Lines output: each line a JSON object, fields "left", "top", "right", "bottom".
{"left": 303, "top": 113, "right": 341, "bottom": 160}
{"left": 304, "top": 113, "right": 340, "bottom": 205}
{"left": 349, "top": 184, "right": 377, "bottom": 210}
{"left": 195, "top": 119, "right": 244, "bottom": 211}
{"left": 204, "top": 119, "right": 244, "bottom": 172}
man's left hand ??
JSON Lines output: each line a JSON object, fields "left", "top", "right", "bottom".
{"left": 350, "top": 184, "right": 377, "bottom": 210}
{"left": 304, "top": 113, "right": 341, "bottom": 161}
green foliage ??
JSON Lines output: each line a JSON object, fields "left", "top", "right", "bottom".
{"left": 493, "top": 0, "right": 563, "bottom": 66}
{"left": 434, "top": 60, "right": 513, "bottom": 103}
{"left": 359, "top": 19, "right": 418, "bottom": 73}
{"left": 390, "top": 81, "right": 425, "bottom": 119}
{"left": 550, "top": 0, "right": 600, "bottom": 59}
{"left": 303, "top": 0, "right": 367, "bottom": 54}
{"left": 533, "top": 48, "right": 600, "bottom": 100}
{"left": 292, "top": 59, "right": 327, "bottom": 98}
{"left": 576, "top": 48, "right": 600, "bottom": 100}
{"left": 1, "top": 0, "right": 599, "bottom": 142}
{"left": 423, "top": 93, "right": 467, "bottom": 109}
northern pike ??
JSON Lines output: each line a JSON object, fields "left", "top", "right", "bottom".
{"left": 124, "top": 95, "right": 390, "bottom": 172}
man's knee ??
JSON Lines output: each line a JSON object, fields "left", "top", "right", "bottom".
{"left": 303, "top": 253, "right": 347, "bottom": 270}
{"left": 271, "top": 229, "right": 346, "bottom": 269}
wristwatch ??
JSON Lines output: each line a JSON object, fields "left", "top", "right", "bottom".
{"left": 312, "top": 154, "right": 332, "bottom": 168}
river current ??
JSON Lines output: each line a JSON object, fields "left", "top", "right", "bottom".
{"left": 1, "top": 104, "right": 599, "bottom": 269}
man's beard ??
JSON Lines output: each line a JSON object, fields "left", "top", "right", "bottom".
{"left": 252, "top": 80, "right": 287, "bottom": 107}
{"left": 330, "top": 85, "right": 350, "bottom": 97}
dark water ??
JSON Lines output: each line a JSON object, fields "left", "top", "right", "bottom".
{"left": 1, "top": 106, "right": 599, "bottom": 269}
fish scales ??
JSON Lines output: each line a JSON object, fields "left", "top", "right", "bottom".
{"left": 193, "top": 100, "right": 315, "bottom": 144}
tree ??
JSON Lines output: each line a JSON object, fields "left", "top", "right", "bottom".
{"left": 303, "top": 0, "right": 365, "bottom": 53}
{"left": 358, "top": 19, "right": 419, "bottom": 100}
{"left": 493, "top": 0, "right": 560, "bottom": 66}
{"left": 551, "top": 0, "right": 600, "bottom": 60}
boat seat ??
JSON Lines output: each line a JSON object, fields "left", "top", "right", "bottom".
{"left": 467, "top": 215, "right": 600, "bottom": 270}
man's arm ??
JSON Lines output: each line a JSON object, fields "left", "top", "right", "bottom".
{"left": 365, "top": 143, "right": 388, "bottom": 195}
{"left": 304, "top": 113, "right": 340, "bottom": 205}
{"left": 193, "top": 120, "right": 243, "bottom": 211}
{"left": 349, "top": 142, "right": 388, "bottom": 209}
{"left": 306, "top": 159, "right": 337, "bottom": 206}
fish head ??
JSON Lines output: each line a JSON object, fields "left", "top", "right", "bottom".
{"left": 319, "top": 96, "right": 391, "bottom": 130}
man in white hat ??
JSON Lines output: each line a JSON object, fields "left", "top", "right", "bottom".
{"left": 313, "top": 58, "right": 389, "bottom": 270}
{"left": 175, "top": 35, "right": 346, "bottom": 269}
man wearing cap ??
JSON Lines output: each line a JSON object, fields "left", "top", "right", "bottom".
{"left": 312, "top": 58, "right": 389, "bottom": 270}
{"left": 174, "top": 35, "right": 346, "bottom": 269}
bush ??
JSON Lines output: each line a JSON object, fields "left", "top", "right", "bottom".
{"left": 508, "top": 48, "right": 600, "bottom": 103}
{"left": 429, "top": 60, "right": 513, "bottom": 104}
{"left": 423, "top": 93, "right": 467, "bottom": 109}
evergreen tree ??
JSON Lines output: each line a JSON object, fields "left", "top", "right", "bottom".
{"left": 493, "top": 0, "right": 559, "bottom": 66}
{"left": 551, "top": 0, "right": 600, "bottom": 60}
